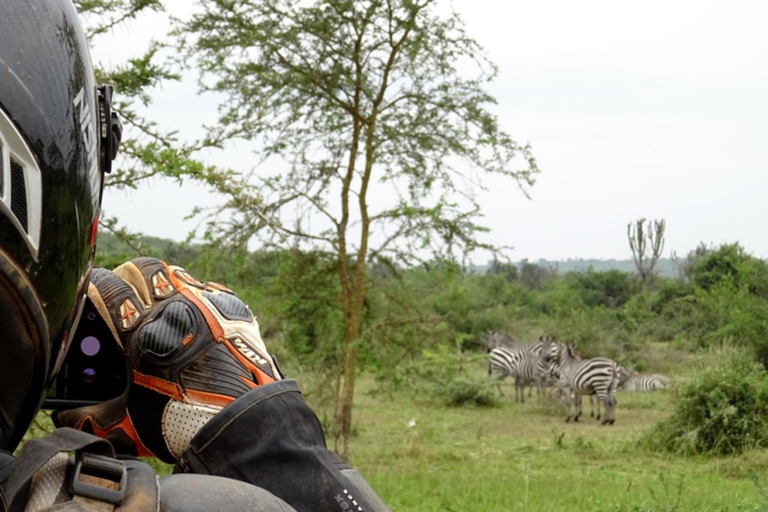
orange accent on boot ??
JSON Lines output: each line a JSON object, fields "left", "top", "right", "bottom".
{"left": 222, "top": 339, "right": 276, "bottom": 386}
{"left": 133, "top": 371, "right": 184, "bottom": 400}
{"left": 77, "top": 413, "right": 153, "bottom": 458}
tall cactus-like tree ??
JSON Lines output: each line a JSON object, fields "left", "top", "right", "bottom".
{"left": 627, "top": 218, "right": 666, "bottom": 282}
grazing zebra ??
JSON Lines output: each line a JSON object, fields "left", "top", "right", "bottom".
{"left": 488, "top": 335, "right": 559, "bottom": 401}
{"left": 559, "top": 343, "right": 620, "bottom": 425}
{"left": 623, "top": 373, "right": 669, "bottom": 392}
{"left": 590, "top": 365, "right": 632, "bottom": 420}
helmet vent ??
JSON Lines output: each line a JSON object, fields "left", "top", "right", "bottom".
{"left": 10, "top": 157, "right": 28, "bottom": 233}
{"left": 0, "top": 106, "right": 41, "bottom": 258}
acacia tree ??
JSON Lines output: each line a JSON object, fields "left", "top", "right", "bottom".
{"left": 179, "top": 0, "right": 538, "bottom": 458}
{"left": 75, "top": 0, "right": 240, "bottom": 249}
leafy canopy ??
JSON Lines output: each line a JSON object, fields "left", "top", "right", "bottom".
{"left": 179, "top": 0, "right": 538, "bottom": 261}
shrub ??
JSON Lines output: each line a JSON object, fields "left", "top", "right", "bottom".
{"left": 373, "top": 343, "right": 498, "bottom": 407}
{"left": 645, "top": 350, "right": 768, "bottom": 456}
{"left": 566, "top": 269, "right": 636, "bottom": 309}
{"left": 685, "top": 282, "right": 768, "bottom": 367}
{"left": 650, "top": 278, "right": 695, "bottom": 314}
{"left": 440, "top": 378, "right": 499, "bottom": 407}
{"left": 691, "top": 243, "right": 768, "bottom": 299}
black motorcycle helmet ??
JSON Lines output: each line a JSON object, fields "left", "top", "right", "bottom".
{"left": 0, "top": 0, "right": 121, "bottom": 451}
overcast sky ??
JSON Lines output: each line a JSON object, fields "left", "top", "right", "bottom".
{"left": 92, "top": 0, "right": 768, "bottom": 261}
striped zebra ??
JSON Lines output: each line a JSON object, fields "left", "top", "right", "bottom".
{"left": 559, "top": 343, "right": 620, "bottom": 425}
{"left": 485, "top": 331, "right": 519, "bottom": 351}
{"left": 514, "top": 339, "right": 559, "bottom": 403}
{"left": 590, "top": 365, "right": 632, "bottom": 420}
{"left": 488, "top": 335, "right": 558, "bottom": 401}
{"left": 488, "top": 346, "right": 525, "bottom": 398}
{"left": 622, "top": 373, "right": 669, "bottom": 392}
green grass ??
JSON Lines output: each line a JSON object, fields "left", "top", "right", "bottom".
{"left": 342, "top": 374, "right": 767, "bottom": 512}
{"left": 24, "top": 348, "right": 768, "bottom": 511}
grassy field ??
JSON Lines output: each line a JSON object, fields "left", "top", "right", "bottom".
{"left": 343, "top": 371, "right": 768, "bottom": 512}
{"left": 24, "top": 346, "right": 768, "bottom": 511}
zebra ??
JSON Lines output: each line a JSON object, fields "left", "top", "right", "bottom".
{"left": 516, "top": 338, "right": 561, "bottom": 402}
{"left": 488, "top": 335, "right": 559, "bottom": 401}
{"left": 559, "top": 343, "right": 620, "bottom": 425}
{"left": 590, "top": 365, "right": 632, "bottom": 420}
{"left": 485, "top": 331, "right": 519, "bottom": 351}
{"left": 515, "top": 347, "right": 552, "bottom": 403}
{"left": 488, "top": 346, "right": 525, "bottom": 397}
{"left": 623, "top": 373, "right": 669, "bottom": 392}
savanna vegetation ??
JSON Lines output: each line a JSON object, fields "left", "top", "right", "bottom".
{"left": 44, "top": 1, "right": 768, "bottom": 510}
{"left": 64, "top": 233, "right": 768, "bottom": 511}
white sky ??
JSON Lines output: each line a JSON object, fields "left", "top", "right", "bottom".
{"left": 92, "top": 0, "right": 768, "bottom": 261}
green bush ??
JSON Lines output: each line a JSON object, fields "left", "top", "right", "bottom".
{"left": 440, "top": 378, "right": 499, "bottom": 407}
{"left": 650, "top": 278, "right": 695, "bottom": 314}
{"left": 645, "top": 350, "right": 768, "bottom": 456}
{"left": 685, "top": 282, "right": 768, "bottom": 366}
{"left": 691, "top": 243, "right": 768, "bottom": 299}
{"left": 566, "top": 269, "right": 636, "bottom": 309}
{"left": 373, "top": 343, "right": 497, "bottom": 407}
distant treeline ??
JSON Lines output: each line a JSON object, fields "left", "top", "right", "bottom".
{"left": 531, "top": 258, "right": 678, "bottom": 276}
{"left": 474, "top": 258, "right": 678, "bottom": 277}
{"left": 97, "top": 231, "right": 682, "bottom": 277}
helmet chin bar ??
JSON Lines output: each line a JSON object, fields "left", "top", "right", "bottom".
{"left": 0, "top": 245, "right": 49, "bottom": 451}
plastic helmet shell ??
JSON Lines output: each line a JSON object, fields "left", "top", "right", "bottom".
{"left": 0, "top": 0, "right": 104, "bottom": 451}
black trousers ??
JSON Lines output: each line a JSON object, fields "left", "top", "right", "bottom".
{"left": 1, "top": 380, "right": 391, "bottom": 512}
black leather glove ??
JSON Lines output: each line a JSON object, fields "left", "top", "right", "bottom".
{"left": 54, "top": 257, "right": 281, "bottom": 463}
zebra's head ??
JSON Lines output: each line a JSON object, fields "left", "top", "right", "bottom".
{"left": 564, "top": 342, "right": 580, "bottom": 361}
{"left": 486, "top": 331, "right": 516, "bottom": 351}
{"left": 540, "top": 337, "right": 560, "bottom": 363}
{"left": 617, "top": 365, "right": 633, "bottom": 388}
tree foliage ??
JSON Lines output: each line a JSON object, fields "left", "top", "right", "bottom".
{"left": 670, "top": 242, "right": 711, "bottom": 282}
{"left": 178, "top": 0, "right": 538, "bottom": 457}
{"left": 74, "top": 0, "right": 242, "bottom": 248}
{"left": 565, "top": 269, "right": 635, "bottom": 309}
{"left": 180, "top": 0, "right": 537, "bottom": 259}
{"left": 690, "top": 243, "right": 768, "bottom": 297}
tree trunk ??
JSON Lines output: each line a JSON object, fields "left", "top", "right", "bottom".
{"left": 334, "top": 327, "right": 360, "bottom": 459}
{"left": 334, "top": 252, "right": 368, "bottom": 458}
